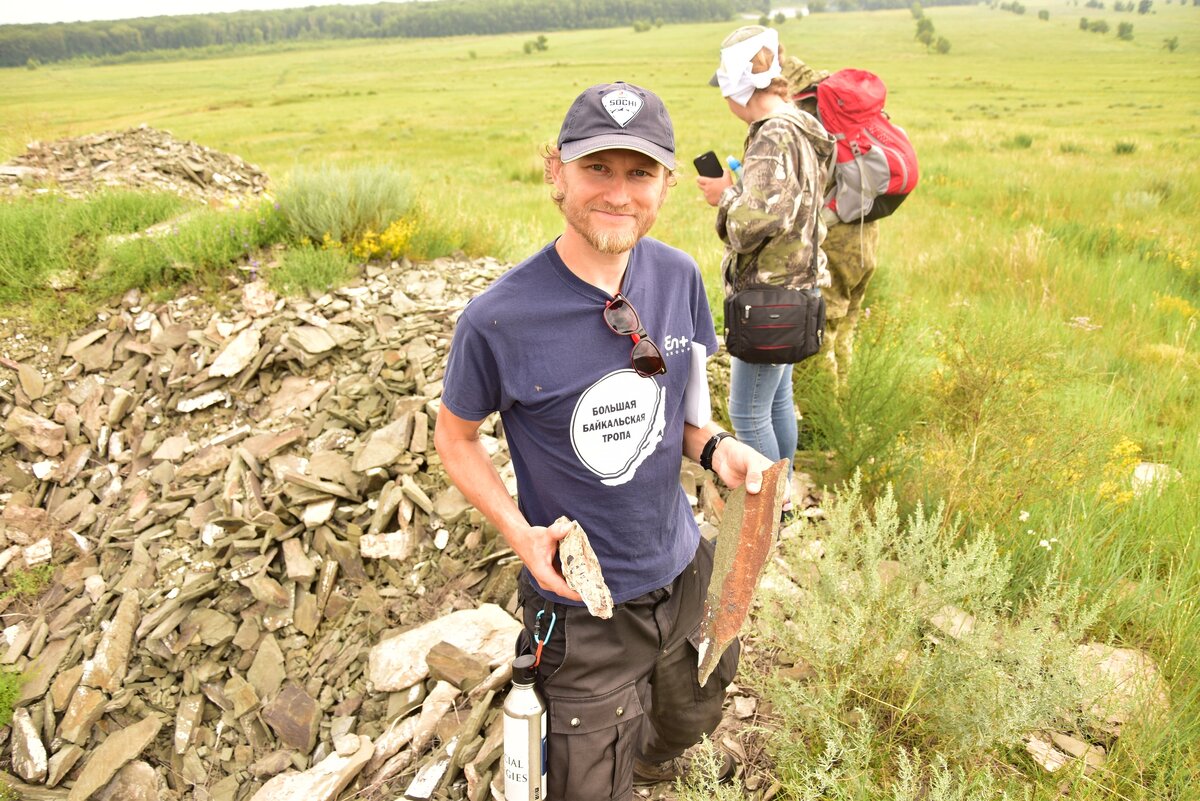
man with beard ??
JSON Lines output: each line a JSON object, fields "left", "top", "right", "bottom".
{"left": 434, "top": 82, "right": 772, "bottom": 799}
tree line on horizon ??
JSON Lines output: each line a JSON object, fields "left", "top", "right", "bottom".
{"left": 1, "top": 0, "right": 975, "bottom": 69}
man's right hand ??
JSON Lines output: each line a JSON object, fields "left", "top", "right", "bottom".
{"left": 512, "top": 519, "right": 583, "bottom": 602}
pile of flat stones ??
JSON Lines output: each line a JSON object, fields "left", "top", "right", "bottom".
{"left": 0, "top": 125, "right": 270, "bottom": 202}
{"left": 0, "top": 255, "right": 512, "bottom": 800}
{"left": 0, "top": 254, "right": 741, "bottom": 801}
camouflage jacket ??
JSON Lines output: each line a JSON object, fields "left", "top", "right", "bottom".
{"left": 717, "top": 104, "right": 836, "bottom": 294}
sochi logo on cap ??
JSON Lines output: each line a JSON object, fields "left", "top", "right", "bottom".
{"left": 602, "top": 88, "right": 643, "bottom": 127}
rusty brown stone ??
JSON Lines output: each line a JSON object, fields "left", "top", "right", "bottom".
{"left": 261, "top": 682, "right": 321, "bottom": 753}
{"left": 697, "top": 458, "right": 789, "bottom": 686}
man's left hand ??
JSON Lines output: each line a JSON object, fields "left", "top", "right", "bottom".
{"left": 711, "top": 437, "right": 775, "bottom": 494}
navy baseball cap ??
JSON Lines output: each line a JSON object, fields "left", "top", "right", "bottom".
{"left": 557, "top": 82, "right": 676, "bottom": 170}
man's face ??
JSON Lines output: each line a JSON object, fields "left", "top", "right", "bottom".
{"left": 551, "top": 149, "right": 669, "bottom": 255}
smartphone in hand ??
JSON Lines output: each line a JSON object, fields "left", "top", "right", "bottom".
{"left": 693, "top": 150, "right": 724, "bottom": 178}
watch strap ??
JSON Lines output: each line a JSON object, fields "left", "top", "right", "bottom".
{"left": 700, "top": 432, "right": 734, "bottom": 472}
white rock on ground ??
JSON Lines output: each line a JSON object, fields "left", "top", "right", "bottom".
{"left": 1024, "top": 733, "right": 1069, "bottom": 772}
{"left": 249, "top": 734, "right": 374, "bottom": 801}
{"left": 1076, "top": 643, "right": 1170, "bottom": 735}
{"left": 209, "top": 327, "right": 262, "bottom": 377}
{"left": 368, "top": 604, "right": 522, "bottom": 692}
{"left": 1130, "top": 461, "right": 1181, "bottom": 497}
{"left": 11, "top": 707, "right": 48, "bottom": 782}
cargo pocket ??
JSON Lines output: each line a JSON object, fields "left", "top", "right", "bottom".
{"left": 686, "top": 626, "right": 740, "bottom": 704}
{"left": 546, "top": 682, "right": 644, "bottom": 801}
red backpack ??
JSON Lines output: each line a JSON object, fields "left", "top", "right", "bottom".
{"left": 798, "top": 69, "right": 919, "bottom": 224}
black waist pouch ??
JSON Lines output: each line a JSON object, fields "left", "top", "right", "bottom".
{"left": 723, "top": 286, "right": 826, "bottom": 364}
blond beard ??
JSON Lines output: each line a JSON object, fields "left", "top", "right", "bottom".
{"left": 556, "top": 179, "right": 666, "bottom": 255}
{"left": 586, "top": 223, "right": 642, "bottom": 255}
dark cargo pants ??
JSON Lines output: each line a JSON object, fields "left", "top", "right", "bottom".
{"left": 517, "top": 536, "right": 740, "bottom": 801}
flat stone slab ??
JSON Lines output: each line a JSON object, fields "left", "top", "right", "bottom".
{"left": 249, "top": 734, "right": 373, "bottom": 801}
{"left": 67, "top": 715, "right": 163, "bottom": 801}
{"left": 5, "top": 407, "right": 65, "bottom": 456}
{"left": 262, "top": 683, "right": 321, "bottom": 753}
{"left": 368, "top": 604, "right": 521, "bottom": 692}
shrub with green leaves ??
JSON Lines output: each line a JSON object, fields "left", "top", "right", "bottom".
{"left": 755, "top": 477, "right": 1103, "bottom": 794}
{"left": 675, "top": 737, "right": 747, "bottom": 801}
{"left": 277, "top": 164, "right": 413, "bottom": 245}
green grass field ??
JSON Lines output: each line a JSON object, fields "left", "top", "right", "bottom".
{"left": 4, "top": 3, "right": 1200, "bottom": 797}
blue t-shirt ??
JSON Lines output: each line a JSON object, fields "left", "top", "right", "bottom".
{"left": 441, "top": 237, "right": 719, "bottom": 605}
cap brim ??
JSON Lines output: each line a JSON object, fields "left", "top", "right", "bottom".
{"left": 560, "top": 135, "right": 676, "bottom": 170}
{"left": 708, "top": 72, "right": 719, "bottom": 87}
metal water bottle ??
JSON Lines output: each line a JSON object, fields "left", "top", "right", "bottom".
{"left": 503, "top": 654, "right": 547, "bottom": 801}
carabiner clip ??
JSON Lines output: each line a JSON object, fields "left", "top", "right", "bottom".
{"left": 533, "top": 609, "right": 557, "bottom": 667}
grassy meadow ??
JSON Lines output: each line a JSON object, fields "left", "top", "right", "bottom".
{"left": 3, "top": 2, "right": 1200, "bottom": 798}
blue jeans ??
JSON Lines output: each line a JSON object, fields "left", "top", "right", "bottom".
{"left": 728, "top": 357, "right": 797, "bottom": 479}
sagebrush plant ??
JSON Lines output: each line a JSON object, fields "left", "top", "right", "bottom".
{"left": 755, "top": 476, "right": 1102, "bottom": 794}
{"left": 768, "top": 707, "right": 1027, "bottom": 800}
{"left": 890, "top": 749, "right": 1025, "bottom": 801}
{"left": 675, "top": 736, "right": 746, "bottom": 801}
{"left": 278, "top": 164, "right": 413, "bottom": 245}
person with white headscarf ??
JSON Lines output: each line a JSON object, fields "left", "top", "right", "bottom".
{"left": 697, "top": 25, "right": 836, "bottom": 516}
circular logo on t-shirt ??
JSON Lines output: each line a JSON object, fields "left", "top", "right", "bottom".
{"left": 570, "top": 369, "right": 666, "bottom": 486}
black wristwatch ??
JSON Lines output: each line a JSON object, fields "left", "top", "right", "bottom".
{"left": 700, "top": 432, "right": 735, "bottom": 472}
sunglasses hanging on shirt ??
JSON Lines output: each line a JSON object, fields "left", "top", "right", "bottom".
{"left": 603, "top": 294, "right": 666, "bottom": 378}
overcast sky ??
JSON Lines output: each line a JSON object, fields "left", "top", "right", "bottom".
{"left": 0, "top": 1, "right": 394, "bottom": 26}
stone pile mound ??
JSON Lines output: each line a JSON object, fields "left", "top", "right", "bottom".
{"left": 0, "top": 125, "right": 270, "bottom": 202}
{"left": 0, "top": 255, "right": 741, "bottom": 801}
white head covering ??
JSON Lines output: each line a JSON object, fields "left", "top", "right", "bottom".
{"left": 714, "top": 27, "right": 781, "bottom": 107}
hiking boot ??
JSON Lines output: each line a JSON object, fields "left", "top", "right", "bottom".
{"left": 632, "top": 750, "right": 736, "bottom": 786}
